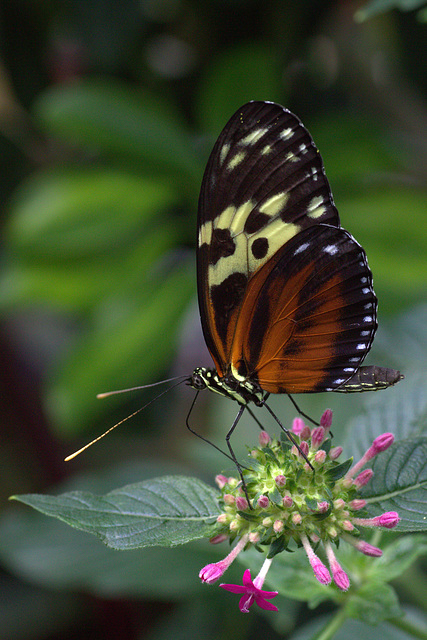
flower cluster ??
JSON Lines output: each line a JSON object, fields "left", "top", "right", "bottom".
{"left": 199, "top": 410, "right": 400, "bottom": 613}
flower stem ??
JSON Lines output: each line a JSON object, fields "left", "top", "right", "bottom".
{"left": 389, "top": 616, "right": 427, "bottom": 640}
{"left": 312, "top": 607, "right": 348, "bottom": 640}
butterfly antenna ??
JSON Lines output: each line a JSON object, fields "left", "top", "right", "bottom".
{"left": 96, "top": 375, "right": 188, "bottom": 399}
{"left": 65, "top": 377, "right": 187, "bottom": 461}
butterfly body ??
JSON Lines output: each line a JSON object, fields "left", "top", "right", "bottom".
{"left": 190, "top": 366, "right": 265, "bottom": 406}
{"left": 193, "top": 101, "right": 402, "bottom": 403}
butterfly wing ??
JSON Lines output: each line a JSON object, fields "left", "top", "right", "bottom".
{"left": 197, "top": 101, "right": 340, "bottom": 375}
{"left": 230, "top": 225, "right": 378, "bottom": 393}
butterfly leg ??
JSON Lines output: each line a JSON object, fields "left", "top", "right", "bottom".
{"left": 185, "top": 390, "right": 244, "bottom": 465}
{"left": 246, "top": 405, "right": 267, "bottom": 431}
{"left": 287, "top": 394, "right": 319, "bottom": 426}
{"left": 225, "top": 404, "right": 255, "bottom": 504}
{"left": 262, "top": 400, "right": 314, "bottom": 470}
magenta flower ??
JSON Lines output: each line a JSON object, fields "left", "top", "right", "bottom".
{"left": 220, "top": 568, "right": 278, "bottom": 613}
{"left": 201, "top": 414, "right": 400, "bottom": 612}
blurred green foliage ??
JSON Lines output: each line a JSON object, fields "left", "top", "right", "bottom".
{"left": 0, "top": 0, "right": 426, "bottom": 639}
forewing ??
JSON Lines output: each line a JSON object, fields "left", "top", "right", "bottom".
{"left": 197, "top": 101, "right": 340, "bottom": 373}
{"left": 230, "top": 225, "right": 378, "bottom": 393}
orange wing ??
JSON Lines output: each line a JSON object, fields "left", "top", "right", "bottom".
{"left": 230, "top": 225, "right": 377, "bottom": 393}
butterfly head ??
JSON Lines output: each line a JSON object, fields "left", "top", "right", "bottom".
{"left": 188, "top": 366, "right": 265, "bottom": 406}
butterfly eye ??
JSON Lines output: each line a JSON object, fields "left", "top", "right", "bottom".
{"left": 190, "top": 372, "right": 207, "bottom": 391}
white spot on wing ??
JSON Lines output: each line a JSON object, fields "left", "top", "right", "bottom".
{"left": 323, "top": 244, "right": 338, "bottom": 255}
{"left": 259, "top": 192, "right": 289, "bottom": 217}
{"left": 285, "top": 151, "right": 299, "bottom": 163}
{"left": 241, "top": 128, "right": 269, "bottom": 145}
{"left": 280, "top": 128, "right": 293, "bottom": 141}
{"left": 294, "top": 242, "right": 310, "bottom": 255}
{"left": 219, "top": 144, "right": 230, "bottom": 165}
{"left": 228, "top": 151, "right": 246, "bottom": 170}
{"left": 307, "top": 195, "right": 326, "bottom": 219}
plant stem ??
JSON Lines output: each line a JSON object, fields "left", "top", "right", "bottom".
{"left": 390, "top": 615, "right": 427, "bottom": 640}
{"left": 312, "top": 607, "right": 348, "bottom": 640}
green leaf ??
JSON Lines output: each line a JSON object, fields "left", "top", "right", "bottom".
{"left": 372, "top": 534, "right": 427, "bottom": 583}
{"left": 4, "top": 169, "right": 179, "bottom": 260}
{"left": 46, "top": 260, "right": 194, "bottom": 433}
{"left": 326, "top": 458, "right": 353, "bottom": 482}
{"left": 355, "top": 0, "right": 426, "bottom": 22}
{"left": 12, "top": 476, "right": 220, "bottom": 550}
{"left": 0, "top": 222, "right": 178, "bottom": 311}
{"left": 0, "top": 506, "right": 218, "bottom": 598}
{"left": 34, "top": 79, "right": 201, "bottom": 185}
{"left": 361, "top": 437, "right": 427, "bottom": 531}
{"left": 197, "top": 43, "right": 282, "bottom": 136}
{"left": 344, "top": 581, "right": 402, "bottom": 624}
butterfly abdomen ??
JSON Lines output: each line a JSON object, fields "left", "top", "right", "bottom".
{"left": 335, "top": 365, "right": 404, "bottom": 392}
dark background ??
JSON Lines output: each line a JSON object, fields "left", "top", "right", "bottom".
{"left": 0, "top": 1, "right": 426, "bottom": 638}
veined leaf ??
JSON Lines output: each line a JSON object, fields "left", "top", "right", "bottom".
{"left": 361, "top": 437, "right": 427, "bottom": 531}
{"left": 12, "top": 476, "right": 220, "bottom": 550}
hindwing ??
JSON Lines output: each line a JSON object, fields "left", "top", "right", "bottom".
{"left": 230, "top": 225, "right": 377, "bottom": 393}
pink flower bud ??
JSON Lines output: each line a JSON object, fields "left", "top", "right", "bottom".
{"left": 353, "top": 512, "right": 400, "bottom": 529}
{"left": 341, "top": 477, "right": 354, "bottom": 489}
{"left": 300, "top": 425, "right": 312, "bottom": 440}
{"left": 292, "top": 513, "right": 302, "bottom": 525}
{"left": 333, "top": 498, "right": 345, "bottom": 510}
{"left": 257, "top": 495, "right": 269, "bottom": 509}
{"left": 301, "top": 534, "right": 332, "bottom": 585}
{"left": 273, "top": 520, "right": 284, "bottom": 533}
{"left": 349, "top": 499, "right": 366, "bottom": 510}
{"left": 258, "top": 430, "right": 271, "bottom": 447}
{"left": 314, "top": 450, "right": 326, "bottom": 464}
{"left": 282, "top": 495, "right": 293, "bottom": 508}
{"left": 275, "top": 475, "right": 286, "bottom": 487}
{"left": 215, "top": 474, "right": 228, "bottom": 489}
{"left": 332, "top": 567, "right": 350, "bottom": 591}
{"left": 299, "top": 441, "right": 309, "bottom": 457}
{"left": 329, "top": 446, "right": 343, "bottom": 460}
{"left": 236, "top": 496, "right": 249, "bottom": 510}
{"left": 371, "top": 432, "right": 394, "bottom": 455}
{"left": 249, "top": 531, "right": 260, "bottom": 544}
{"left": 320, "top": 409, "right": 333, "bottom": 429}
{"left": 311, "top": 426, "right": 325, "bottom": 448}
{"left": 209, "top": 533, "right": 228, "bottom": 544}
{"left": 354, "top": 540, "right": 383, "bottom": 557}
{"left": 354, "top": 469, "right": 373, "bottom": 487}
{"left": 317, "top": 501, "right": 329, "bottom": 513}
{"left": 223, "top": 493, "right": 235, "bottom": 506}
{"left": 342, "top": 520, "right": 355, "bottom": 531}
{"left": 292, "top": 417, "right": 305, "bottom": 434}
{"left": 376, "top": 511, "right": 400, "bottom": 528}
{"left": 216, "top": 514, "right": 228, "bottom": 524}
{"left": 199, "top": 563, "right": 225, "bottom": 583}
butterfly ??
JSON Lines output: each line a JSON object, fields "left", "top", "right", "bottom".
{"left": 65, "top": 101, "right": 403, "bottom": 465}
{"left": 188, "top": 101, "right": 402, "bottom": 441}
